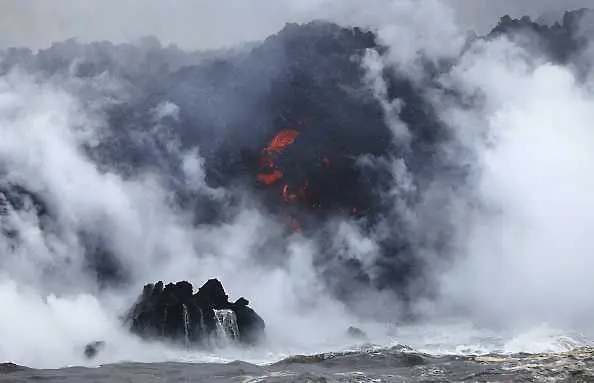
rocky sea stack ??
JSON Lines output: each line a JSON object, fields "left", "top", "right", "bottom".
{"left": 125, "top": 279, "right": 265, "bottom": 347}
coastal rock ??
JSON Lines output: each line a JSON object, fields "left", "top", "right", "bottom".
{"left": 0, "top": 362, "right": 29, "bottom": 373}
{"left": 84, "top": 341, "right": 106, "bottom": 359}
{"left": 346, "top": 326, "right": 368, "bottom": 340}
{"left": 125, "top": 278, "right": 265, "bottom": 347}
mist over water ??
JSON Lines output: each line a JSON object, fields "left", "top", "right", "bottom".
{"left": 0, "top": 68, "right": 380, "bottom": 368}
{"left": 436, "top": 43, "right": 594, "bottom": 330}
{"left": 2, "top": 0, "right": 594, "bottom": 370}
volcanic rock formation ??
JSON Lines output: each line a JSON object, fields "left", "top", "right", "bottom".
{"left": 126, "top": 279, "right": 265, "bottom": 347}
{"left": 83, "top": 341, "right": 106, "bottom": 359}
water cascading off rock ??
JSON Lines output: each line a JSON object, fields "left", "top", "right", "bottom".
{"left": 182, "top": 304, "right": 190, "bottom": 345}
{"left": 214, "top": 309, "right": 240, "bottom": 346}
{"left": 125, "top": 278, "right": 265, "bottom": 347}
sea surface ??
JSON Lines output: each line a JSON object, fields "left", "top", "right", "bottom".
{"left": 2, "top": 323, "right": 593, "bottom": 382}
{"left": 3, "top": 346, "right": 594, "bottom": 382}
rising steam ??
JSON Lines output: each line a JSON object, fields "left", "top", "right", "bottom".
{"left": 435, "top": 36, "right": 594, "bottom": 330}
{"left": 1, "top": 0, "right": 594, "bottom": 370}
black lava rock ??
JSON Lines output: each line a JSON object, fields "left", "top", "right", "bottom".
{"left": 346, "top": 326, "right": 368, "bottom": 340}
{"left": 83, "top": 341, "right": 106, "bottom": 359}
{"left": 125, "top": 278, "right": 265, "bottom": 347}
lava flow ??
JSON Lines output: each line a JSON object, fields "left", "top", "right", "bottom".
{"left": 255, "top": 125, "right": 367, "bottom": 233}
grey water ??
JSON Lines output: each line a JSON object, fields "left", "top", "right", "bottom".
{"left": 3, "top": 346, "right": 594, "bottom": 382}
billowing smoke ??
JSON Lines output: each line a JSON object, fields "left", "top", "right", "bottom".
{"left": 2, "top": 0, "right": 594, "bottom": 370}
{"left": 307, "top": 0, "right": 594, "bottom": 335}
{"left": 0, "top": 67, "right": 377, "bottom": 367}
{"left": 433, "top": 28, "right": 594, "bottom": 331}
{"left": 1, "top": 0, "right": 592, "bottom": 49}
{"left": 357, "top": 2, "right": 594, "bottom": 334}
{"left": 0, "top": 12, "right": 397, "bottom": 369}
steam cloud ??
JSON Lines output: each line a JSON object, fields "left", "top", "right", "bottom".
{"left": 0, "top": 0, "right": 592, "bottom": 49}
{"left": 435, "top": 38, "right": 594, "bottom": 330}
{"left": 1, "top": 0, "right": 594, "bottom": 370}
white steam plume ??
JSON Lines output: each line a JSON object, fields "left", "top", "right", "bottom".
{"left": 354, "top": 0, "right": 594, "bottom": 334}
{"left": 0, "top": 65, "right": 372, "bottom": 368}
{"left": 3, "top": 0, "right": 594, "bottom": 370}
{"left": 435, "top": 36, "right": 594, "bottom": 331}
{"left": 310, "top": 0, "right": 594, "bottom": 335}
{"left": 1, "top": 0, "right": 591, "bottom": 50}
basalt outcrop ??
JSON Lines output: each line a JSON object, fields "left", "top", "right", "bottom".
{"left": 125, "top": 278, "right": 265, "bottom": 347}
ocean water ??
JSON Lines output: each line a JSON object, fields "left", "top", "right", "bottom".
{"left": 2, "top": 323, "right": 594, "bottom": 382}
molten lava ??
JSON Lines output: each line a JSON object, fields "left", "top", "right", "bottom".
{"left": 256, "top": 126, "right": 365, "bottom": 232}
{"left": 266, "top": 129, "right": 299, "bottom": 153}
{"left": 256, "top": 128, "right": 309, "bottom": 230}
{"left": 256, "top": 129, "right": 299, "bottom": 186}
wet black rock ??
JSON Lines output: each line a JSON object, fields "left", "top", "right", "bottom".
{"left": 346, "top": 326, "right": 368, "bottom": 340}
{"left": 84, "top": 341, "right": 106, "bottom": 359}
{"left": 126, "top": 278, "right": 265, "bottom": 347}
{"left": 0, "top": 362, "right": 29, "bottom": 374}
